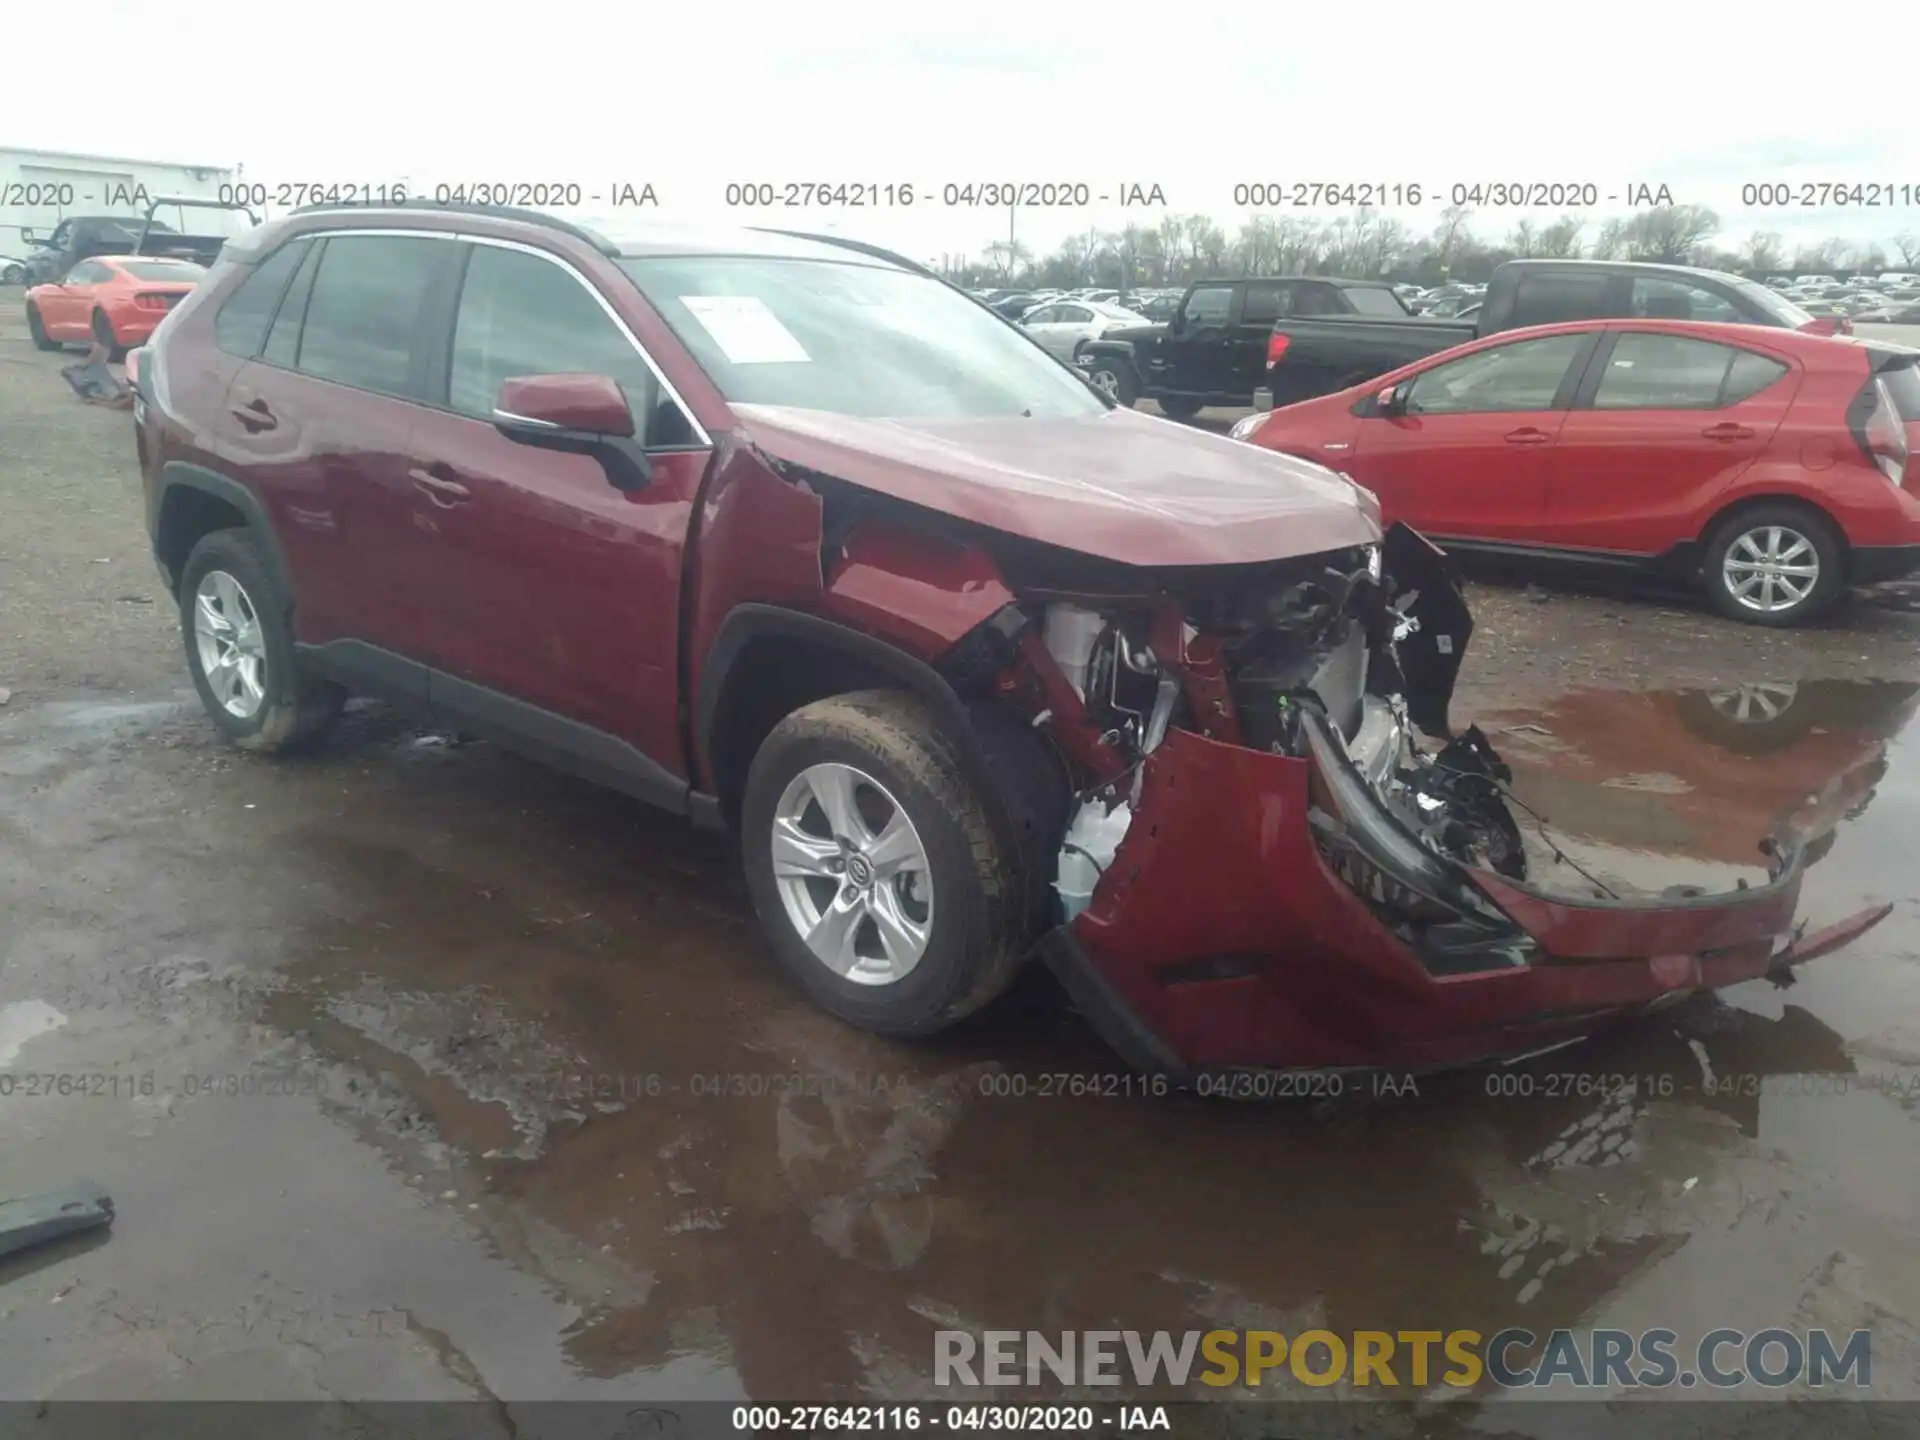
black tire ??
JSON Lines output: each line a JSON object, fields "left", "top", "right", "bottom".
{"left": 1157, "top": 395, "right": 1204, "bottom": 420}
{"left": 740, "top": 689, "right": 1028, "bottom": 1037}
{"left": 26, "top": 303, "right": 59, "bottom": 351}
{"left": 91, "top": 309, "right": 127, "bottom": 362}
{"left": 1084, "top": 355, "right": 1138, "bottom": 408}
{"left": 178, "top": 528, "right": 345, "bottom": 754}
{"left": 1700, "top": 502, "right": 1845, "bottom": 627}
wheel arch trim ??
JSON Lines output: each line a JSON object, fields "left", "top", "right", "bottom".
{"left": 152, "top": 462, "right": 292, "bottom": 598}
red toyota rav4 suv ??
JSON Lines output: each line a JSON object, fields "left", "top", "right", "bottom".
{"left": 127, "top": 204, "right": 1889, "bottom": 1081}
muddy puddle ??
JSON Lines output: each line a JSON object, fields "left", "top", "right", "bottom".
{"left": 2, "top": 682, "right": 1918, "bottom": 1404}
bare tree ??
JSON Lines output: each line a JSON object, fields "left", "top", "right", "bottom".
{"left": 983, "top": 239, "right": 1030, "bottom": 281}
{"left": 1622, "top": 205, "right": 1720, "bottom": 263}
{"left": 1505, "top": 219, "right": 1539, "bottom": 258}
{"left": 1847, "top": 242, "right": 1888, "bottom": 273}
{"left": 1537, "top": 215, "right": 1585, "bottom": 258}
{"left": 1431, "top": 205, "right": 1473, "bottom": 273}
{"left": 1590, "top": 217, "right": 1627, "bottom": 260}
{"left": 1894, "top": 231, "right": 1920, "bottom": 268}
{"left": 1738, "top": 231, "right": 1786, "bottom": 273}
{"left": 1348, "top": 211, "right": 1408, "bottom": 276}
{"left": 1791, "top": 237, "right": 1849, "bottom": 271}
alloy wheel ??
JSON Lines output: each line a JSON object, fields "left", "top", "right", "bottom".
{"left": 192, "top": 569, "right": 269, "bottom": 719}
{"left": 1706, "top": 681, "right": 1798, "bottom": 724}
{"left": 1721, "top": 525, "right": 1819, "bottom": 614}
{"left": 770, "top": 761, "right": 934, "bottom": 985}
{"left": 1088, "top": 367, "right": 1122, "bottom": 400}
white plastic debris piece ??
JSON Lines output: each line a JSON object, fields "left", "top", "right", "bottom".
{"left": 1682, "top": 1176, "right": 1698, "bottom": 1192}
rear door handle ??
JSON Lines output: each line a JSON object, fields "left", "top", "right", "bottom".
{"left": 1702, "top": 422, "right": 1756, "bottom": 441}
{"left": 408, "top": 466, "right": 471, "bottom": 506}
{"left": 1504, "top": 427, "right": 1553, "bottom": 445}
{"left": 229, "top": 396, "right": 277, "bottom": 433}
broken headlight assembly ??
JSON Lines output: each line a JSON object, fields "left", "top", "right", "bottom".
{"left": 1301, "top": 708, "right": 1538, "bottom": 977}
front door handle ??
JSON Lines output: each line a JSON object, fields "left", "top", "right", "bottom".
{"left": 1702, "top": 422, "right": 1756, "bottom": 441}
{"left": 408, "top": 466, "right": 471, "bottom": 506}
{"left": 1504, "top": 427, "right": 1553, "bottom": 445}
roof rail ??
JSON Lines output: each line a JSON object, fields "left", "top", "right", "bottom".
{"left": 750, "top": 227, "right": 944, "bottom": 282}
{"left": 287, "top": 199, "right": 620, "bottom": 257}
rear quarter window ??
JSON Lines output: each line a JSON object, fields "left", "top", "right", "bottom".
{"left": 1511, "top": 271, "right": 1617, "bottom": 326}
{"left": 213, "top": 240, "right": 309, "bottom": 358}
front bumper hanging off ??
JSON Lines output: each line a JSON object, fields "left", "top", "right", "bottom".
{"left": 1038, "top": 723, "right": 1889, "bottom": 1081}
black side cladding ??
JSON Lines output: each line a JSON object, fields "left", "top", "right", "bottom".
{"left": 1381, "top": 523, "right": 1473, "bottom": 737}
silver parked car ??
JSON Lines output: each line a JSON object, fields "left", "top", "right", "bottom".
{"left": 1019, "top": 299, "right": 1150, "bottom": 361}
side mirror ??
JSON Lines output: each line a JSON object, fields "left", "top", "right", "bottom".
{"left": 1376, "top": 383, "right": 1408, "bottom": 417}
{"left": 19, "top": 227, "right": 36, "bottom": 244}
{"left": 493, "top": 373, "right": 652, "bottom": 492}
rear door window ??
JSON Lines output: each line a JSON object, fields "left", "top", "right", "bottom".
{"left": 213, "top": 239, "right": 310, "bottom": 359}
{"left": 1406, "top": 333, "right": 1589, "bottom": 414}
{"left": 1629, "top": 277, "right": 1742, "bottom": 323}
{"left": 1291, "top": 283, "right": 1350, "bottom": 316}
{"left": 294, "top": 235, "right": 445, "bottom": 400}
{"left": 1591, "top": 333, "right": 1786, "bottom": 410}
{"left": 1241, "top": 283, "right": 1292, "bottom": 324}
{"left": 1510, "top": 271, "right": 1617, "bottom": 327}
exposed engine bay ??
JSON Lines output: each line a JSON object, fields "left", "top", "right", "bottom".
{"left": 972, "top": 524, "right": 1536, "bottom": 926}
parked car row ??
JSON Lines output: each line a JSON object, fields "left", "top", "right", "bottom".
{"left": 111, "top": 199, "right": 1889, "bottom": 1077}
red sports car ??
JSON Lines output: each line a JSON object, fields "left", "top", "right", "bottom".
{"left": 1237, "top": 319, "right": 1920, "bottom": 626}
{"left": 25, "top": 254, "right": 206, "bottom": 360}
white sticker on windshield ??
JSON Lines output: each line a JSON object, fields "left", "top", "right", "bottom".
{"left": 680, "top": 296, "right": 811, "bottom": 364}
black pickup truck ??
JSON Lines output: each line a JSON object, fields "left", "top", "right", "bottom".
{"left": 20, "top": 196, "right": 259, "bottom": 285}
{"left": 1253, "top": 259, "right": 1839, "bottom": 411}
{"left": 1073, "top": 276, "right": 1414, "bottom": 417}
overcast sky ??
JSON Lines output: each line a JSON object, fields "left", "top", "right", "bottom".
{"left": 7, "top": 0, "right": 1913, "bottom": 264}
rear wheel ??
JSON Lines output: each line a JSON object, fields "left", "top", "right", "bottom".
{"left": 1157, "top": 395, "right": 1204, "bottom": 420}
{"left": 1701, "top": 503, "right": 1845, "bottom": 627}
{"left": 740, "top": 690, "right": 1028, "bottom": 1037}
{"left": 91, "top": 309, "right": 127, "bottom": 362}
{"left": 179, "top": 529, "right": 345, "bottom": 753}
{"left": 26, "top": 303, "right": 59, "bottom": 351}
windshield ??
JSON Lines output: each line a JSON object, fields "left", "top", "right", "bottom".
{"left": 621, "top": 256, "right": 1107, "bottom": 419}
{"left": 119, "top": 259, "right": 206, "bottom": 282}
{"left": 1730, "top": 275, "right": 1815, "bottom": 326}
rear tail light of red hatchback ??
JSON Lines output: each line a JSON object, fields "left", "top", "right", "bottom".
{"left": 1852, "top": 376, "right": 1911, "bottom": 486}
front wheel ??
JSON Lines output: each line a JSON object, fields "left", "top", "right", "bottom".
{"left": 1701, "top": 503, "right": 1845, "bottom": 627}
{"left": 26, "top": 303, "right": 59, "bottom": 351}
{"left": 1083, "top": 355, "right": 1138, "bottom": 407}
{"left": 740, "top": 690, "right": 1028, "bottom": 1037}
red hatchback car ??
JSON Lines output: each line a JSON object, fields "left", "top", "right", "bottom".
{"left": 1238, "top": 319, "right": 1920, "bottom": 626}
{"left": 26, "top": 254, "right": 206, "bottom": 360}
{"left": 126, "top": 207, "right": 1890, "bottom": 1081}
